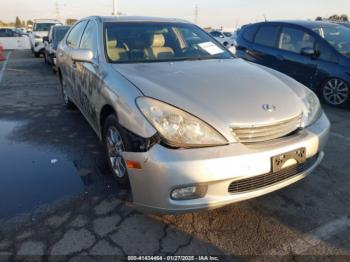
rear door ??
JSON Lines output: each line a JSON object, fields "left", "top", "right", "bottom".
{"left": 244, "top": 24, "right": 281, "bottom": 71}
{"left": 275, "top": 26, "right": 317, "bottom": 87}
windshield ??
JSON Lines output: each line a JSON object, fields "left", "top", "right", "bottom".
{"left": 319, "top": 26, "right": 350, "bottom": 57}
{"left": 33, "top": 23, "right": 57, "bottom": 32}
{"left": 104, "top": 22, "right": 233, "bottom": 63}
{"left": 223, "top": 32, "right": 232, "bottom": 37}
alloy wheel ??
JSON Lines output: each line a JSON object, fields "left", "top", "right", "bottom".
{"left": 322, "top": 78, "right": 349, "bottom": 106}
{"left": 106, "top": 126, "right": 127, "bottom": 178}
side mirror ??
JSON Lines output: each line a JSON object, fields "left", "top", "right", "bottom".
{"left": 301, "top": 47, "right": 316, "bottom": 57}
{"left": 43, "top": 36, "right": 49, "bottom": 42}
{"left": 71, "top": 49, "right": 94, "bottom": 63}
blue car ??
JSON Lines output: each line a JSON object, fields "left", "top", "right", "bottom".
{"left": 236, "top": 20, "right": 350, "bottom": 108}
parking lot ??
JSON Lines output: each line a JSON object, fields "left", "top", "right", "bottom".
{"left": 0, "top": 50, "right": 350, "bottom": 259}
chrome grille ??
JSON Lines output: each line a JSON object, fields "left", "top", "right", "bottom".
{"left": 231, "top": 114, "right": 302, "bottom": 143}
{"left": 228, "top": 154, "right": 318, "bottom": 194}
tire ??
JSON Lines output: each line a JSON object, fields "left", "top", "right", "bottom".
{"left": 320, "top": 78, "right": 350, "bottom": 108}
{"left": 103, "top": 114, "right": 130, "bottom": 187}
{"left": 60, "top": 76, "right": 75, "bottom": 109}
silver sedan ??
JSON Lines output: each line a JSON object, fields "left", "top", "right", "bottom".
{"left": 56, "top": 16, "right": 330, "bottom": 214}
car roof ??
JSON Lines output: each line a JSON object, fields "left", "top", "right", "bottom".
{"left": 87, "top": 16, "right": 190, "bottom": 24}
{"left": 33, "top": 19, "right": 61, "bottom": 24}
{"left": 52, "top": 25, "right": 70, "bottom": 29}
{"left": 51, "top": 25, "right": 70, "bottom": 31}
{"left": 260, "top": 20, "right": 340, "bottom": 29}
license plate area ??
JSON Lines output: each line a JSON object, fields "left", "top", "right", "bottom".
{"left": 272, "top": 148, "right": 306, "bottom": 173}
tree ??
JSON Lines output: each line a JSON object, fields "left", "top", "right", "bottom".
{"left": 66, "top": 19, "right": 77, "bottom": 25}
{"left": 27, "top": 20, "right": 33, "bottom": 26}
{"left": 328, "top": 14, "right": 340, "bottom": 21}
{"left": 340, "top": 14, "right": 349, "bottom": 22}
{"left": 317, "top": 14, "right": 349, "bottom": 22}
{"left": 15, "top": 16, "right": 21, "bottom": 28}
{"left": 327, "top": 14, "right": 348, "bottom": 22}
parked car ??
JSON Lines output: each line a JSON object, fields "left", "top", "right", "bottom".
{"left": 13, "top": 28, "right": 28, "bottom": 36}
{"left": 29, "top": 19, "right": 62, "bottom": 57}
{"left": 210, "top": 30, "right": 235, "bottom": 47}
{"left": 57, "top": 16, "right": 330, "bottom": 214}
{"left": 43, "top": 25, "right": 70, "bottom": 70}
{"left": 0, "top": 28, "right": 20, "bottom": 37}
{"left": 236, "top": 20, "right": 350, "bottom": 107}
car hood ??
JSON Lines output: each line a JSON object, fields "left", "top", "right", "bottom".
{"left": 112, "top": 59, "right": 305, "bottom": 141}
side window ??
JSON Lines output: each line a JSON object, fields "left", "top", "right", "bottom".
{"left": 0, "top": 29, "right": 6, "bottom": 37}
{"left": 66, "top": 21, "right": 88, "bottom": 48}
{"left": 278, "top": 27, "right": 315, "bottom": 53}
{"left": 242, "top": 24, "right": 258, "bottom": 42}
{"left": 80, "top": 20, "right": 98, "bottom": 52}
{"left": 254, "top": 25, "right": 280, "bottom": 47}
{"left": 5, "top": 29, "right": 14, "bottom": 37}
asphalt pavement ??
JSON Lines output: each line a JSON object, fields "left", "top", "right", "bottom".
{"left": 0, "top": 50, "right": 350, "bottom": 261}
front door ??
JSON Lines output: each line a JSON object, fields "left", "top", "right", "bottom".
{"left": 275, "top": 26, "right": 317, "bottom": 87}
{"left": 75, "top": 20, "right": 100, "bottom": 130}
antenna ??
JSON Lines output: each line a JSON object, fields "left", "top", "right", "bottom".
{"left": 263, "top": 14, "right": 267, "bottom": 22}
{"left": 194, "top": 4, "right": 199, "bottom": 24}
{"left": 112, "top": 0, "right": 118, "bottom": 16}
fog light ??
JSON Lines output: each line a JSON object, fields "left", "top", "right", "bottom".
{"left": 170, "top": 185, "right": 208, "bottom": 200}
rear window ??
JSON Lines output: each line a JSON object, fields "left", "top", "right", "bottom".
{"left": 242, "top": 24, "right": 258, "bottom": 42}
{"left": 254, "top": 24, "right": 280, "bottom": 47}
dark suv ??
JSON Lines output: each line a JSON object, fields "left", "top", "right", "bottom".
{"left": 236, "top": 20, "right": 350, "bottom": 107}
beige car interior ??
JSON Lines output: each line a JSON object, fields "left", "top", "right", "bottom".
{"left": 106, "top": 33, "right": 175, "bottom": 61}
{"left": 106, "top": 39, "right": 129, "bottom": 61}
{"left": 144, "top": 34, "right": 175, "bottom": 60}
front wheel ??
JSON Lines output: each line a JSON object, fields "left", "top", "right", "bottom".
{"left": 103, "top": 114, "right": 130, "bottom": 187}
{"left": 321, "top": 78, "right": 350, "bottom": 108}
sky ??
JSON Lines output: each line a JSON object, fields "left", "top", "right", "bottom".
{"left": 1, "top": 0, "right": 350, "bottom": 29}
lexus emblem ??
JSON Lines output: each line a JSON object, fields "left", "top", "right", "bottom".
{"left": 262, "top": 104, "right": 276, "bottom": 112}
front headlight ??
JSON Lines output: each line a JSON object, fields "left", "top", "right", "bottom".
{"left": 136, "top": 97, "right": 228, "bottom": 148}
{"left": 301, "top": 89, "right": 322, "bottom": 127}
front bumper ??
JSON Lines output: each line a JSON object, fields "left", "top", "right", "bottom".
{"left": 123, "top": 113, "right": 330, "bottom": 214}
